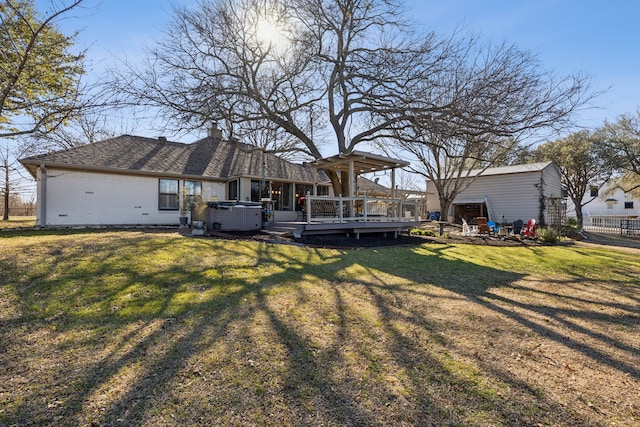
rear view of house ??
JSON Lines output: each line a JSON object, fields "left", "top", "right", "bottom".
{"left": 19, "top": 133, "right": 331, "bottom": 227}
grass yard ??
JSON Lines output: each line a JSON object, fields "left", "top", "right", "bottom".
{"left": 0, "top": 230, "right": 638, "bottom": 426}
{"left": 0, "top": 217, "right": 36, "bottom": 230}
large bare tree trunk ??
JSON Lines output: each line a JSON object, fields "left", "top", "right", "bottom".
{"left": 439, "top": 198, "right": 452, "bottom": 224}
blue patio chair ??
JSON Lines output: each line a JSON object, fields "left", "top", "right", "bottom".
{"left": 487, "top": 221, "right": 500, "bottom": 235}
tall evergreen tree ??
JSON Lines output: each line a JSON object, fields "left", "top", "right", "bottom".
{"left": 0, "top": 0, "right": 85, "bottom": 139}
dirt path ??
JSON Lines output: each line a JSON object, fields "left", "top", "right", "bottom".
{"left": 576, "top": 231, "right": 640, "bottom": 253}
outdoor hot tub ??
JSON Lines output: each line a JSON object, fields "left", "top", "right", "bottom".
{"left": 206, "top": 201, "right": 263, "bottom": 231}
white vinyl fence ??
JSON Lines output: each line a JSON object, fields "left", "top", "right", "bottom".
{"left": 583, "top": 215, "right": 640, "bottom": 235}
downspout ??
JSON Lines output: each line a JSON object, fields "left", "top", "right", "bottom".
{"left": 261, "top": 161, "right": 266, "bottom": 199}
{"left": 38, "top": 164, "right": 47, "bottom": 227}
{"left": 312, "top": 168, "right": 317, "bottom": 196}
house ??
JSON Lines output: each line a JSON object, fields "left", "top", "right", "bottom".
{"left": 565, "top": 185, "right": 640, "bottom": 232}
{"left": 570, "top": 186, "right": 640, "bottom": 218}
{"left": 425, "top": 161, "right": 564, "bottom": 226}
{"left": 19, "top": 131, "right": 333, "bottom": 227}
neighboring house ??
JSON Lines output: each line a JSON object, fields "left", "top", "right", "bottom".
{"left": 572, "top": 186, "right": 640, "bottom": 218}
{"left": 425, "top": 161, "right": 564, "bottom": 225}
{"left": 355, "top": 176, "right": 395, "bottom": 197}
{"left": 566, "top": 186, "right": 640, "bottom": 231}
{"left": 19, "top": 132, "right": 332, "bottom": 227}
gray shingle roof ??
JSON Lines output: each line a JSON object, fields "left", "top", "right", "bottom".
{"left": 20, "top": 134, "right": 328, "bottom": 183}
{"left": 357, "top": 176, "right": 392, "bottom": 195}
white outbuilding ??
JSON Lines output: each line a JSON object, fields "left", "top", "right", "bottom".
{"left": 426, "top": 162, "right": 565, "bottom": 226}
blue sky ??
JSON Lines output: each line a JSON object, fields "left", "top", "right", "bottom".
{"left": 12, "top": 1, "right": 635, "bottom": 196}
{"left": 59, "top": 0, "right": 639, "bottom": 135}
{"left": 413, "top": 1, "right": 640, "bottom": 129}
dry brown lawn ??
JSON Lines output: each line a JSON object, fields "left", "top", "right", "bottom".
{"left": 0, "top": 230, "right": 638, "bottom": 426}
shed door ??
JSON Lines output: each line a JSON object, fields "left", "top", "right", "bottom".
{"left": 453, "top": 203, "right": 487, "bottom": 225}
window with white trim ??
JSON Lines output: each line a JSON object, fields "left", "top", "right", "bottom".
{"left": 159, "top": 179, "right": 179, "bottom": 210}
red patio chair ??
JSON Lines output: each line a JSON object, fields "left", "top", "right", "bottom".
{"left": 523, "top": 218, "right": 537, "bottom": 237}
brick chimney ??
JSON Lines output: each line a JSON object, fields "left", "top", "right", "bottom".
{"left": 208, "top": 122, "right": 223, "bottom": 139}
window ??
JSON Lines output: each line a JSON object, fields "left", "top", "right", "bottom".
{"left": 228, "top": 180, "right": 238, "bottom": 200}
{"left": 295, "top": 184, "right": 313, "bottom": 211}
{"left": 181, "top": 180, "right": 202, "bottom": 213}
{"left": 625, "top": 201, "right": 634, "bottom": 209}
{"left": 295, "top": 183, "right": 330, "bottom": 199}
{"left": 271, "top": 182, "right": 292, "bottom": 210}
{"left": 295, "top": 184, "right": 313, "bottom": 198}
{"left": 159, "top": 179, "right": 179, "bottom": 210}
{"left": 251, "top": 180, "right": 270, "bottom": 202}
{"left": 183, "top": 180, "right": 202, "bottom": 206}
{"left": 589, "top": 186, "right": 598, "bottom": 197}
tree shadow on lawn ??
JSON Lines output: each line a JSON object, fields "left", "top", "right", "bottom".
{"left": 1, "top": 237, "right": 638, "bottom": 425}
{"left": 417, "top": 244, "right": 639, "bottom": 363}
{"left": 322, "top": 244, "right": 638, "bottom": 422}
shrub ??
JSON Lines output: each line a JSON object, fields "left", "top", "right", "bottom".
{"left": 411, "top": 228, "right": 436, "bottom": 237}
{"left": 537, "top": 227, "right": 559, "bottom": 243}
{"left": 191, "top": 195, "right": 208, "bottom": 221}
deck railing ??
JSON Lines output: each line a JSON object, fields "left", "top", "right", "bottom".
{"left": 304, "top": 195, "right": 419, "bottom": 224}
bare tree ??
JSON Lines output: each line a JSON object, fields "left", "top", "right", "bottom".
{"left": 380, "top": 34, "right": 593, "bottom": 219}
{"left": 112, "top": 0, "right": 593, "bottom": 200}
{"left": 1, "top": 142, "right": 32, "bottom": 219}
{"left": 19, "top": 112, "right": 129, "bottom": 155}
{"left": 111, "top": 0, "right": 455, "bottom": 194}
{"left": 384, "top": 117, "right": 515, "bottom": 223}
{"left": 1, "top": 145, "right": 9, "bottom": 219}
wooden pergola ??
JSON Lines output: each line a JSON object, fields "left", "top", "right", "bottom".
{"left": 307, "top": 151, "right": 410, "bottom": 197}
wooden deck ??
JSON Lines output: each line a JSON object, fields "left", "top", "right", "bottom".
{"left": 269, "top": 196, "right": 421, "bottom": 239}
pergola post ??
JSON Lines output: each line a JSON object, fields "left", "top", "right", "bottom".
{"left": 348, "top": 159, "right": 355, "bottom": 217}
{"left": 391, "top": 167, "right": 397, "bottom": 217}
{"left": 391, "top": 168, "right": 396, "bottom": 198}
{"left": 348, "top": 159, "right": 355, "bottom": 197}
